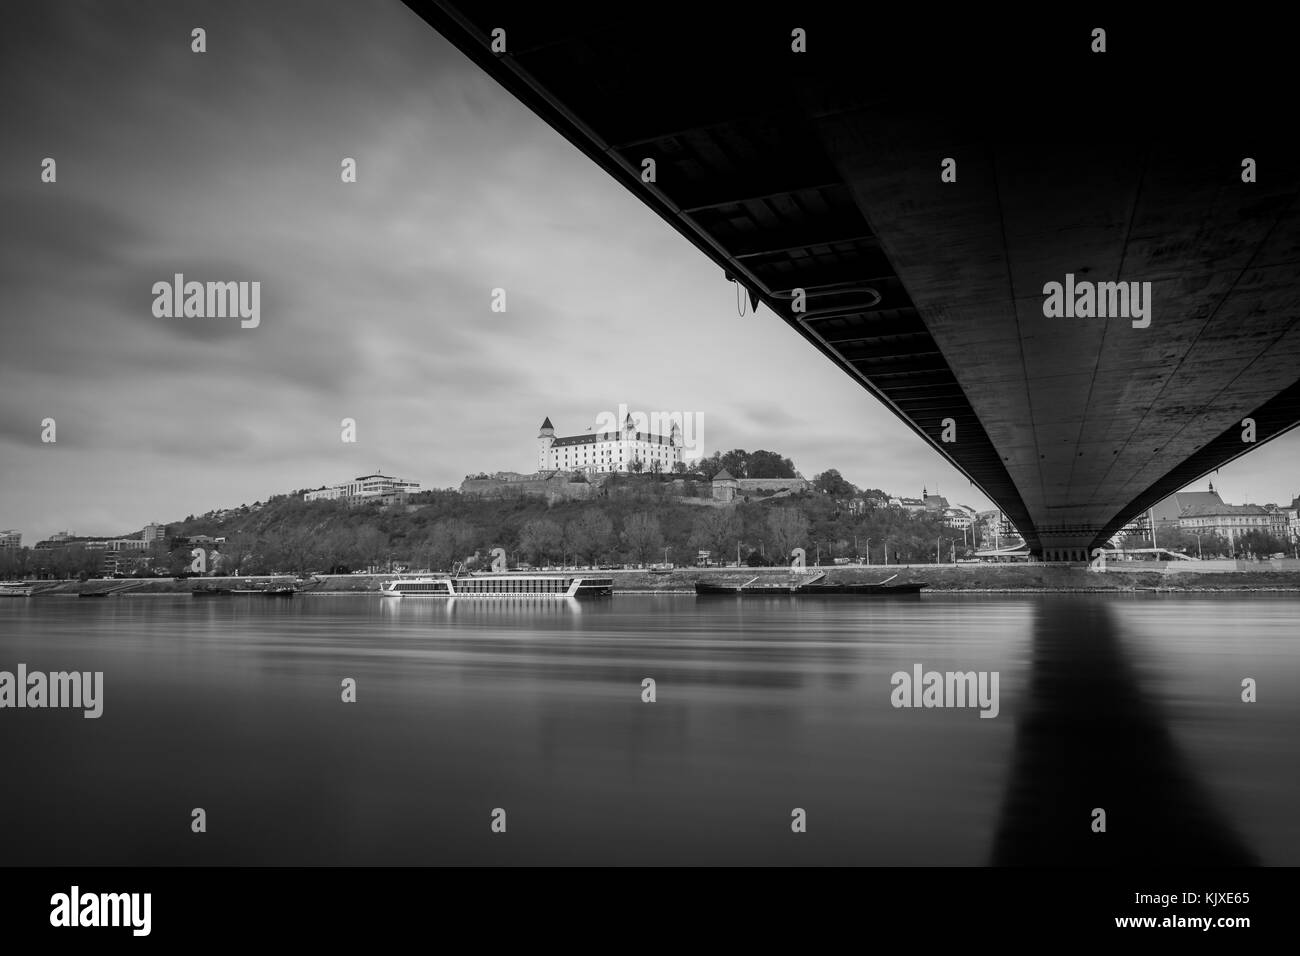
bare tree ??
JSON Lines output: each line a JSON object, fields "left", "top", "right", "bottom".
{"left": 620, "top": 512, "right": 664, "bottom": 565}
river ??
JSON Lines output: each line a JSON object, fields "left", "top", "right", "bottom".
{"left": 1, "top": 593, "right": 1295, "bottom": 865}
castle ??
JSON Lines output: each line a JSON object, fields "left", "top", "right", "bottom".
{"left": 538, "top": 415, "right": 684, "bottom": 475}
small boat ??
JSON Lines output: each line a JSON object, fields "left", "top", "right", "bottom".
{"left": 191, "top": 585, "right": 233, "bottom": 596}
{"left": 78, "top": 591, "right": 110, "bottom": 598}
{"left": 231, "top": 585, "right": 297, "bottom": 596}
{"left": 695, "top": 572, "right": 925, "bottom": 596}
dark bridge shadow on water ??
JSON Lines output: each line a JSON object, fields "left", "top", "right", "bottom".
{"left": 991, "top": 598, "right": 1256, "bottom": 866}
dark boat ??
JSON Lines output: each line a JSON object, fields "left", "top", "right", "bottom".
{"left": 191, "top": 585, "right": 233, "bottom": 596}
{"left": 78, "top": 591, "right": 109, "bottom": 598}
{"left": 231, "top": 585, "right": 296, "bottom": 596}
{"left": 695, "top": 572, "right": 925, "bottom": 596}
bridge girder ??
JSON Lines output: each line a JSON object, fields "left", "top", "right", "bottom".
{"left": 405, "top": 5, "right": 1300, "bottom": 558}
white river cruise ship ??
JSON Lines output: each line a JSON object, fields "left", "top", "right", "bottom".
{"left": 381, "top": 571, "right": 613, "bottom": 599}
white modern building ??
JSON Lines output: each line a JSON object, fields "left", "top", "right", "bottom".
{"left": 538, "top": 415, "right": 683, "bottom": 475}
{"left": 0, "top": 530, "right": 20, "bottom": 549}
{"left": 305, "top": 473, "right": 421, "bottom": 502}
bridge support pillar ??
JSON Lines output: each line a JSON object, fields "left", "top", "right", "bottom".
{"left": 1036, "top": 535, "right": 1102, "bottom": 563}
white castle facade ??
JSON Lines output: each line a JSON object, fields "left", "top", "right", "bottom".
{"left": 538, "top": 415, "right": 684, "bottom": 475}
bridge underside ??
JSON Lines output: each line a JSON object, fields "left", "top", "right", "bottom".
{"left": 407, "top": 5, "right": 1300, "bottom": 559}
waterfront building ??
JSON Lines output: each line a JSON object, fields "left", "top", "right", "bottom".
{"left": 0, "top": 530, "right": 20, "bottom": 549}
{"left": 1149, "top": 483, "right": 1225, "bottom": 529}
{"left": 83, "top": 538, "right": 151, "bottom": 552}
{"left": 1177, "top": 503, "right": 1285, "bottom": 548}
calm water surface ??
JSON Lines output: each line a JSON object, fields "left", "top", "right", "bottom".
{"left": 0, "top": 593, "right": 1295, "bottom": 865}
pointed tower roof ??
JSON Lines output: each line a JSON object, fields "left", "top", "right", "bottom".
{"left": 540, "top": 416, "right": 554, "bottom": 430}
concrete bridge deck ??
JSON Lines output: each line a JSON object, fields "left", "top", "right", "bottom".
{"left": 404, "top": 5, "right": 1300, "bottom": 559}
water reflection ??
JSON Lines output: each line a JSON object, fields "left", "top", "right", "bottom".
{"left": 991, "top": 598, "right": 1257, "bottom": 866}
{"left": 378, "top": 595, "right": 584, "bottom": 621}
{"left": 0, "top": 594, "right": 1289, "bottom": 865}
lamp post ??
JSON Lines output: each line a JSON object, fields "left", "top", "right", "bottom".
{"left": 865, "top": 539, "right": 871, "bottom": 566}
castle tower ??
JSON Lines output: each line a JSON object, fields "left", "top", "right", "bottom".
{"left": 712, "top": 468, "right": 739, "bottom": 503}
{"left": 538, "top": 416, "right": 555, "bottom": 471}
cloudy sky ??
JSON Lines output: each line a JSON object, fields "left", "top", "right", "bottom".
{"left": 1, "top": 1, "right": 1296, "bottom": 543}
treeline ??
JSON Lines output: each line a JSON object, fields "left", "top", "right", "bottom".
{"left": 7, "top": 491, "right": 1289, "bottom": 581}
{"left": 0, "top": 483, "right": 980, "bottom": 579}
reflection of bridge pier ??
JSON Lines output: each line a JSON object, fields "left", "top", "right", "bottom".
{"left": 991, "top": 599, "right": 1255, "bottom": 865}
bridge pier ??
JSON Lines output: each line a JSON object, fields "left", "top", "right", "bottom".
{"left": 1036, "top": 536, "right": 1100, "bottom": 563}
{"left": 1038, "top": 548, "right": 1090, "bottom": 563}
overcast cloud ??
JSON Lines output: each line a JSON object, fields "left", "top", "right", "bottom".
{"left": 1, "top": 1, "right": 1294, "bottom": 542}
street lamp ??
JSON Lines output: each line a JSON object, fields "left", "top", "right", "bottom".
{"left": 865, "top": 539, "right": 871, "bottom": 566}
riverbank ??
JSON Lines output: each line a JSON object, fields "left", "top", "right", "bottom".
{"left": 8, "top": 564, "right": 1300, "bottom": 595}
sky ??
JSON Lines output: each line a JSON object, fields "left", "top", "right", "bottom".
{"left": 1, "top": 0, "right": 1296, "bottom": 544}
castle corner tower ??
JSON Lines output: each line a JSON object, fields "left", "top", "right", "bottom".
{"left": 538, "top": 416, "right": 556, "bottom": 470}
